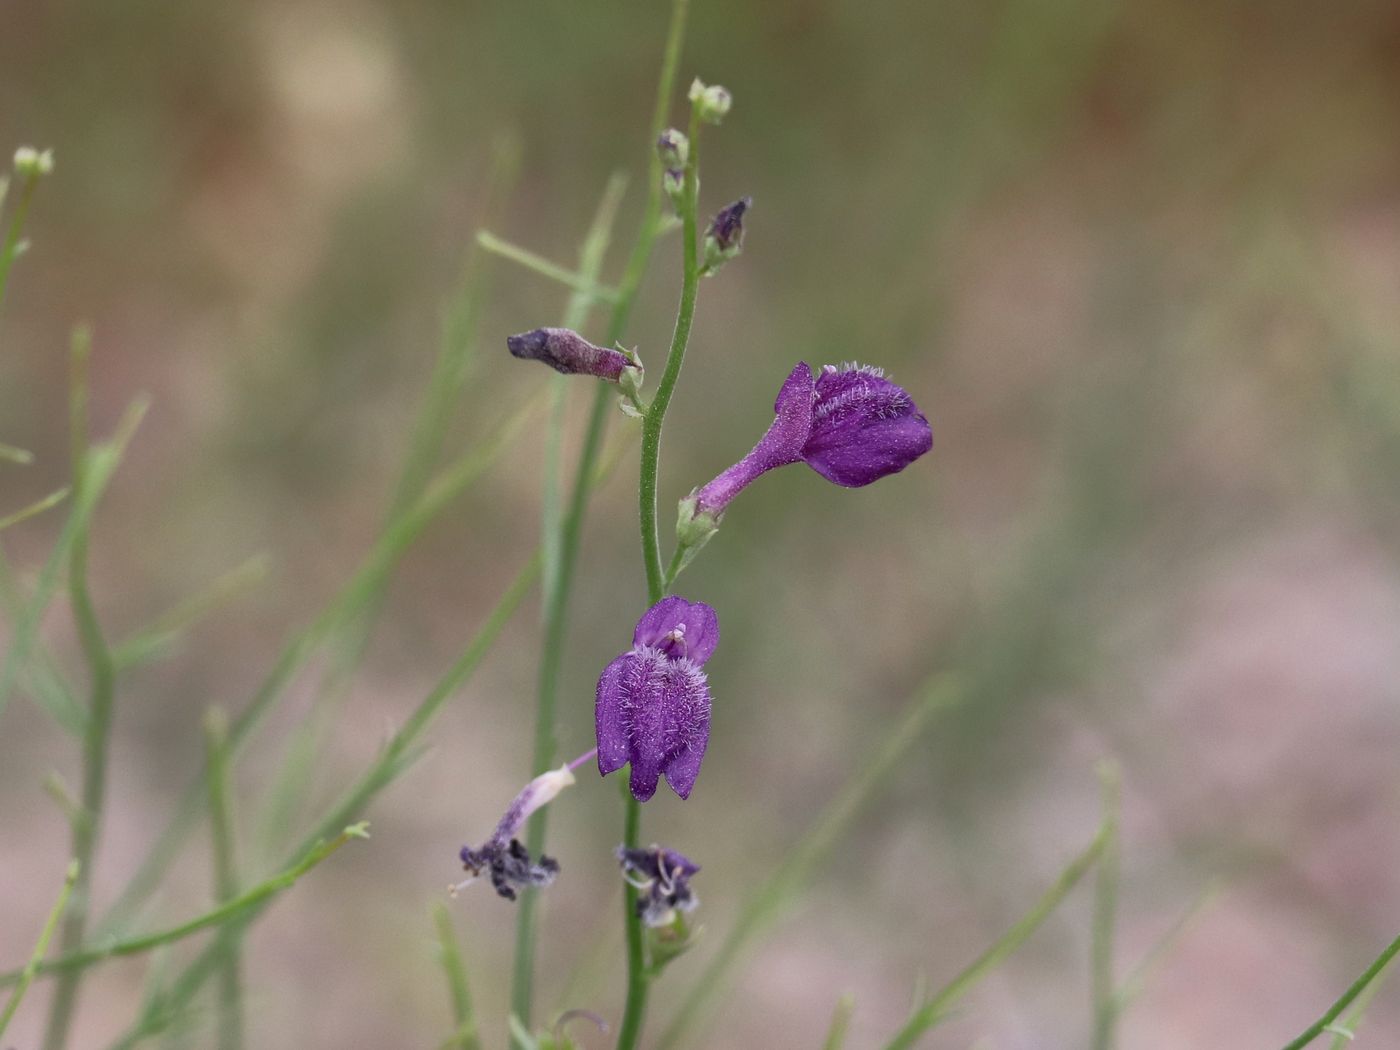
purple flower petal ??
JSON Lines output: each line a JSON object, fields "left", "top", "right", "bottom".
{"left": 692, "top": 363, "right": 815, "bottom": 516}
{"left": 594, "top": 602, "right": 716, "bottom": 803}
{"left": 595, "top": 653, "right": 634, "bottom": 777}
{"left": 801, "top": 365, "right": 932, "bottom": 487}
{"left": 633, "top": 596, "right": 720, "bottom": 666}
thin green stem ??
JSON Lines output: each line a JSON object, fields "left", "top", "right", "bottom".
{"left": 95, "top": 391, "right": 544, "bottom": 939}
{"left": 513, "top": 0, "right": 691, "bottom": 1031}
{"left": 658, "top": 676, "right": 961, "bottom": 1050}
{"left": 44, "top": 329, "right": 120, "bottom": 1050}
{"left": 879, "top": 827, "right": 1110, "bottom": 1050}
{"left": 1325, "top": 951, "right": 1396, "bottom": 1048}
{"left": 476, "top": 231, "right": 620, "bottom": 303}
{"left": 203, "top": 709, "right": 243, "bottom": 1050}
{"left": 1280, "top": 934, "right": 1400, "bottom": 1050}
{"left": 0, "top": 164, "right": 44, "bottom": 319}
{"left": 615, "top": 787, "right": 647, "bottom": 1050}
{"left": 0, "top": 442, "right": 34, "bottom": 464}
{"left": 637, "top": 103, "right": 702, "bottom": 602}
{"left": 0, "top": 827, "right": 366, "bottom": 990}
{"left": 0, "top": 861, "right": 79, "bottom": 1040}
{"left": 820, "top": 994, "right": 856, "bottom": 1050}
{"left": 112, "top": 555, "right": 269, "bottom": 669}
{"left": 1091, "top": 760, "right": 1121, "bottom": 1050}
{"left": 433, "top": 904, "right": 483, "bottom": 1050}
{"left": 512, "top": 172, "right": 627, "bottom": 1034}
{"left": 0, "top": 486, "right": 69, "bottom": 531}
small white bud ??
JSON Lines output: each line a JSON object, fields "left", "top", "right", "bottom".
{"left": 13, "top": 147, "right": 54, "bottom": 178}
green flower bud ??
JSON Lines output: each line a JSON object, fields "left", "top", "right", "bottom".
{"left": 687, "top": 78, "right": 732, "bottom": 125}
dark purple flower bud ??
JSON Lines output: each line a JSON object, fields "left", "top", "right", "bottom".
{"left": 452, "top": 750, "right": 594, "bottom": 901}
{"left": 701, "top": 197, "right": 751, "bottom": 275}
{"left": 595, "top": 597, "right": 717, "bottom": 802}
{"left": 507, "top": 327, "right": 635, "bottom": 383}
{"left": 689, "top": 362, "right": 931, "bottom": 518}
{"left": 617, "top": 844, "right": 700, "bottom": 927}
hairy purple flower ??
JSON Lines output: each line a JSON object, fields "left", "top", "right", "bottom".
{"left": 595, "top": 596, "right": 717, "bottom": 802}
{"left": 688, "top": 362, "right": 932, "bottom": 518}
{"left": 452, "top": 750, "right": 594, "bottom": 901}
{"left": 618, "top": 844, "right": 700, "bottom": 927}
{"left": 507, "top": 327, "right": 636, "bottom": 383}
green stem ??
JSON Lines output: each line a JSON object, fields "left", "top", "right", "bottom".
{"left": 1280, "top": 934, "right": 1400, "bottom": 1050}
{"left": 433, "top": 903, "right": 483, "bottom": 1050}
{"left": 512, "top": 172, "right": 627, "bottom": 1034}
{"left": 880, "top": 828, "right": 1110, "bottom": 1050}
{"left": 0, "top": 861, "right": 79, "bottom": 1040}
{"left": 511, "top": 0, "right": 691, "bottom": 1033}
{"left": 637, "top": 104, "right": 702, "bottom": 602}
{"left": 44, "top": 330, "right": 119, "bottom": 1050}
{"left": 820, "top": 994, "right": 856, "bottom": 1050}
{"left": 203, "top": 709, "right": 243, "bottom": 1050}
{"left": 619, "top": 70, "right": 702, "bottom": 1050}
{"left": 0, "top": 836, "right": 367, "bottom": 991}
{"left": 1091, "top": 761, "right": 1121, "bottom": 1050}
{"left": 0, "top": 166, "right": 43, "bottom": 319}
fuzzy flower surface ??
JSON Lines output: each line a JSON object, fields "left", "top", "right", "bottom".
{"left": 618, "top": 845, "right": 700, "bottom": 927}
{"left": 454, "top": 754, "right": 590, "bottom": 900}
{"left": 595, "top": 597, "right": 717, "bottom": 802}
{"left": 689, "top": 362, "right": 932, "bottom": 517}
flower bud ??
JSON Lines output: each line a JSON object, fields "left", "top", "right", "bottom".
{"left": 662, "top": 168, "right": 685, "bottom": 208}
{"left": 13, "top": 147, "right": 54, "bottom": 178}
{"left": 688, "top": 78, "right": 733, "bottom": 124}
{"left": 701, "top": 197, "right": 750, "bottom": 276}
{"left": 656, "top": 128, "right": 689, "bottom": 170}
{"left": 507, "top": 327, "right": 635, "bottom": 383}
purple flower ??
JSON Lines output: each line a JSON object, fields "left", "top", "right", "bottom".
{"left": 617, "top": 844, "right": 700, "bottom": 927}
{"left": 452, "top": 750, "right": 594, "bottom": 901}
{"left": 595, "top": 597, "right": 717, "bottom": 802}
{"left": 689, "top": 362, "right": 932, "bottom": 518}
{"left": 507, "top": 327, "right": 636, "bottom": 383}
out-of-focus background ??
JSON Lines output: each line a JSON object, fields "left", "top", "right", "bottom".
{"left": 3, "top": 0, "right": 1400, "bottom": 1046}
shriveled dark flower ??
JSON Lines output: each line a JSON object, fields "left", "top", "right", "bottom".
{"left": 595, "top": 596, "right": 717, "bottom": 802}
{"left": 701, "top": 197, "right": 751, "bottom": 275}
{"left": 617, "top": 844, "right": 700, "bottom": 927}
{"left": 453, "top": 751, "right": 593, "bottom": 901}
{"left": 507, "top": 327, "right": 637, "bottom": 383}
{"left": 686, "top": 361, "right": 932, "bottom": 520}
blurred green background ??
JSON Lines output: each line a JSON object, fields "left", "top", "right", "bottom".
{"left": 4, "top": 0, "right": 1400, "bottom": 1046}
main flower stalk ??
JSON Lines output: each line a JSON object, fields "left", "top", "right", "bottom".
{"left": 618, "top": 103, "right": 703, "bottom": 1050}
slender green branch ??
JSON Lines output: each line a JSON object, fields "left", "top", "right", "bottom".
{"left": 1280, "top": 933, "right": 1400, "bottom": 1050}
{"left": 512, "top": 172, "right": 628, "bottom": 1035}
{"left": 658, "top": 676, "right": 961, "bottom": 1050}
{"left": 1091, "top": 760, "right": 1121, "bottom": 1050}
{"left": 0, "top": 155, "right": 49, "bottom": 319}
{"left": 820, "top": 994, "right": 856, "bottom": 1050}
{"left": 0, "top": 827, "right": 367, "bottom": 989}
{"left": 1112, "top": 879, "right": 1218, "bottom": 1016}
{"left": 0, "top": 486, "right": 69, "bottom": 531}
{"left": 0, "top": 861, "right": 79, "bottom": 1039}
{"left": 0, "top": 441, "right": 34, "bottom": 464}
{"left": 1325, "top": 950, "right": 1397, "bottom": 1048}
{"left": 110, "top": 555, "right": 269, "bottom": 670}
{"left": 476, "top": 231, "right": 620, "bottom": 303}
{"left": 204, "top": 709, "right": 243, "bottom": 1050}
{"left": 879, "top": 827, "right": 1110, "bottom": 1050}
{"left": 44, "top": 329, "right": 121, "bottom": 1050}
{"left": 95, "top": 391, "right": 544, "bottom": 938}
{"left": 434, "top": 904, "right": 483, "bottom": 1050}
{"left": 0, "top": 557, "right": 86, "bottom": 735}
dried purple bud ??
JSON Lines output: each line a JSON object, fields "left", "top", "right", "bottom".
{"left": 507, "top": 327, "right": 634, "bottom": 383}
{"left": 452, "top": 752, "right": 593, "bottom": 901}
{"left": 618, "top": 844, "right": 700, "bottom": 927}
{"left": 690, "top": 362, "right": 931, "bottom": 517}
{"left": 701, "top": 197, "right": 751, "bottom": 276}
{"left": 595, "top": 597, "right": 717, "bottom": 802}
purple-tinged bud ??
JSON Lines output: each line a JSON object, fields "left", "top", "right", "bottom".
{"left": 617, "top": 844, "right": 700, "bottom": 928}
{"left": 507, "top": 327, "right": 635, "bottom": 383}
{"left": 596, "top": 597, "right": 717, "bottom": 802}
{"left": 662, "top": 168, "right": 685, "bottom": 208}
{"left": 656, "top": 128, "right": 689, "bottom": 170}
{"left": 689, "top": 361, "right": 931, "bottom": 518}
{"left": 452, "top": 750, "right": 595, "bottom": 901}
{"left": 688, "top": 78, "right": 732, "bottom": 124}
{"left": 701, "top": 197, "right": 751, "bottom": 276}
